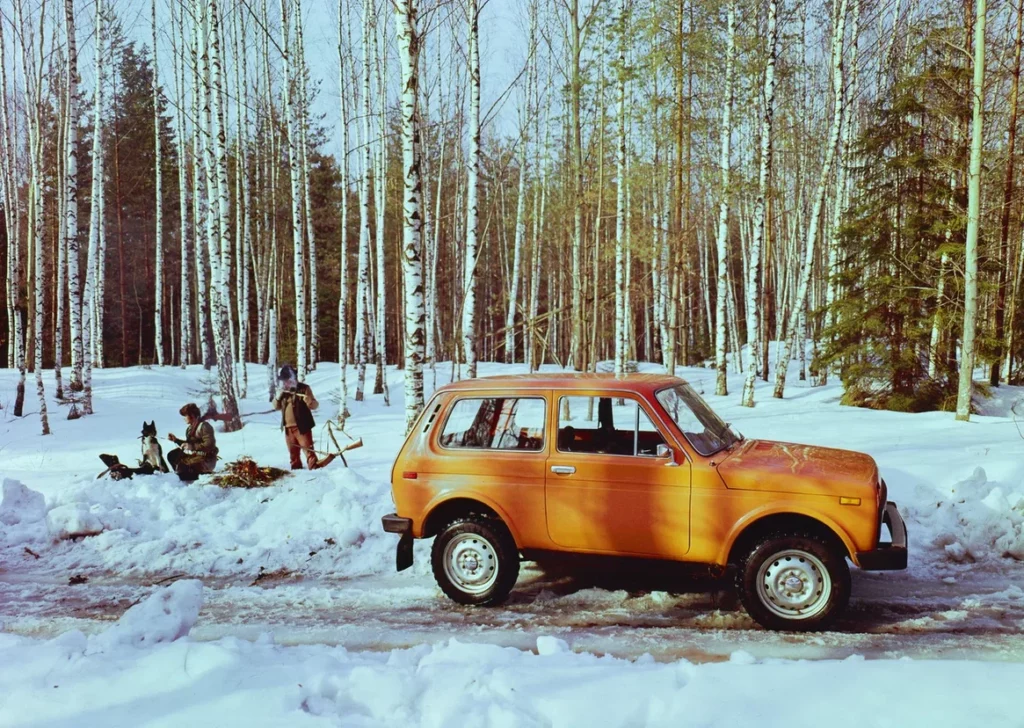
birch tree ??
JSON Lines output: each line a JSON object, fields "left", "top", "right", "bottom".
{"left": 337, "top": 0, "right": 351, "bottom": 422}
{"left": 773, "top": 0, "right": 848, "bottom": 399}
{"left": 65, "top": 0, "right": 84, "bottom": 391}
{"left": 614, "top": 0, "right": 628, "bottom": 379}
{"left": 355, "top": 0, "right": 374, "bottom": 401}
{"left": 956, "top": 0, "right": 986, "bottom": 421}
{"left": 714, "top": 0, "right": 736, "bottom": 397}
{"left": 741, "top": 0, "right": 777, "bottom": 407}
{"left": 280, "top": 0, "right": 308, "bottom": 379}
{"left": 462, "top": 0, "right": 481, "bottom": 378}
{"left": 394, "top": 0, "right": 426, "bottom": 432}
{"left": 152, "top": 0, "right": 165, "bottom": 366}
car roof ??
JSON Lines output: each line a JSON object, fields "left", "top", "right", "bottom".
{"left": 434, "top": 372, "right": 688, "bottom": 395}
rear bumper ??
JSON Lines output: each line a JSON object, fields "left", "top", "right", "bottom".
{"left": 856, "top": 501, "right": 908, "bottom": 570}
{"left": 381, "top": 513, "right": 414, "bottom": 571}
{"left": 382, "top": 513, "right": 413, "bottom": 535}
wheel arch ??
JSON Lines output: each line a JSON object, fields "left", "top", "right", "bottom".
{"left": 421, "top": 494, "right": 521, "bottom": 545}
{"left": 721, "top": 509, "right": 856, "bottom": 567}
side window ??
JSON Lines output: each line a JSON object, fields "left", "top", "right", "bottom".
{"left": 438, "top": 397, "right": 545, "bottom": 451}
{"left": 557, "top": 396, "right": 666, "bottom": 457}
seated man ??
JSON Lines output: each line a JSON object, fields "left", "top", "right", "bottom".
{"left": 167, "top": 403, "right": 219, "bottom": 481}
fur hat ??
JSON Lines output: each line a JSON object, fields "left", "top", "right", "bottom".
{"left": 179, "top": 402, "right": 201, "bottom": 419}
{"left": 277, "top": 365, "right": 297, "bottom": 382}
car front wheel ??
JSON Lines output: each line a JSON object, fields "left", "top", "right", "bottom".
{"left": 431, "top": 516, "right": 520, "bottom": 606}
{"left": 736, "top": 532, "right": 850, "bottom": 631}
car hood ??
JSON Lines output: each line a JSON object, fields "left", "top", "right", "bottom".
{"left": 716, "top": 439, "right": 879, "bottom": 496}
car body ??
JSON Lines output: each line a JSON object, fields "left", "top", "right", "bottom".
{"left": 382, "top": 373, "right": 907, "bottom": 630}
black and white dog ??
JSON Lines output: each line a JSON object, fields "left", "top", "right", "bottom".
{"left": 98, "top": 421, "right": 169, "bottom": 480}
{"left": 140, "top": 421, "right": 170, "bottom": 474}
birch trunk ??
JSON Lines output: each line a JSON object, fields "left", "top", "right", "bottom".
{"left": 208, "top": 0, "right": 242, "bottom": 430}
{"left": 295, "top": 3, "right": 318, "bottom": 370}
{"left": 992, "top": 0, "right": 1023, "bottom": 386}
{"left": 338, "top": 0, "right": 351, "bottom": 421}
{"left": 956, "top": 0, "right": 986, "bottom": 421}
{"left": 614, "top": 0, "right": 628, "bottom": 379}
{"left": 462, "top": 0, "right": 481, "bottom": 378}
{"left": 65, "top": 0, "right": 84, "bottom": 391}
{"left": 355, "top": 0, "right": 374, "bottom": 401}
{"left": 15, "top": 0, "right": 50, "bottom": 433}
{"left": 152, "top": 0, "right": 164, "bottom": 366}
{"left": 280, "top": 0, "right": 308, "bottom": 379}
{"left": 741, "top": 0, "right": 777, "bottom": 407}
{"left": 714, "top": 1, "right": 736, "bottom": 397}
{"left": 394, "top": 0, "right": 426, "bottom": 433}
{"left": 192, "top": 10, "right": 212, "bottom": 369}
{"left": 373, "top": 17, "right": 389, "bottom": 400}
{"left": 170, "top": 0, "right": 192, "bottom": 368}
{"left": 83, "top": 0, "right": 107, "bottom": 414}
{"left": 773, "top": 0, "right": 848, "bottom": 399}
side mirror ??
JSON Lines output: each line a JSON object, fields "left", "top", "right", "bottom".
{"left": 656, "top": 444, "right": 672, "bottom": 459}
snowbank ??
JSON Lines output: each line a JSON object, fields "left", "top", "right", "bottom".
{"left": 907, "top": 467, "right": 1024, "bottom": 563}
{"left": 89, "top": 579, "right": 204, "bottom": 652}
{"left": 1, "top": 629, "right": 1022, "bottom": 727}
{"left": 0, "top": 478, "right": 48, "bottom": 548}
{"left": 0, "top": 466, "right": 408, "bottom": 579}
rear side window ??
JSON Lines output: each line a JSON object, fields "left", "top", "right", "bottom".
{"left": 438, "top": 397, "right": 546, "bottom": 451}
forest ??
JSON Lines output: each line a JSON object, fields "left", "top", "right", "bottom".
{"left": 1, "top": 0, "right": 1021, "bottom": 434}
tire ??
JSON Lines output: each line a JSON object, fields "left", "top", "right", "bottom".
{"left": 431, "top": 516, "right": 520, "bottom": 606}
{"left": 735, "top": 531, "right": 851, "bottom": 631}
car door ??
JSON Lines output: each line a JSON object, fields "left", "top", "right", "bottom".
{"left": 544, "top": 392, "right": 691, "bottom": 559}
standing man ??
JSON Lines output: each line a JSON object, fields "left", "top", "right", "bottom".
{"left": 273, "top": 365, "right": 336, "bottom": 470}
{"left": 167, "top": 403, "right": 219, "bottom": 481}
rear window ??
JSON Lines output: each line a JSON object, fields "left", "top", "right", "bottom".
{"left": 438, "top": 397, "right": 546, "bottom": 451}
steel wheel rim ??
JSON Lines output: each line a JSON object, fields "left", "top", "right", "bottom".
{"left": 443, "top": 532, "right": 499, "bottom": 595}
{"left": 755, "top": 548, "right": 831, "bottom": 621}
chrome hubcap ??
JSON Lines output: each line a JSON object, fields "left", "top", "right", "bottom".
{"left": 443, "top": 533, "right": 499, "bottom": 595}
{"left": 756, "top": 549, "right": 831, "bottom": 621}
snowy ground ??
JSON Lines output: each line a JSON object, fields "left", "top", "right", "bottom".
{"left": 2, "top": 358, "right": 1024, "bottom": 725}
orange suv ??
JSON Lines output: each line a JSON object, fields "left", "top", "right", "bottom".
{"left": 382, "top": 374, "right": 907, "bottom": 631}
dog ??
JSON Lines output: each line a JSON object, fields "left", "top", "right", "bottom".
{"left": 97, "top": 421, "right": 170, "bottom": 480}
{"left": 140, "top": 421, "right": 170, "bottom": 474}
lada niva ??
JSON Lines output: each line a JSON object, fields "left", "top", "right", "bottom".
{"left": 382, "top": 374, "right": 907, "bottom": 630}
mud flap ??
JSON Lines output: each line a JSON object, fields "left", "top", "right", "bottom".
{"left": 397, "top": 532, "right": 413, "bottom": 572}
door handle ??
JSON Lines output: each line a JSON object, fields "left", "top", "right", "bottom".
{"left": 550, "top": 465, "right": 576, "bottom": 475}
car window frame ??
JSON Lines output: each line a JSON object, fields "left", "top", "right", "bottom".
{"left": 554, "top": 393, "right": 672, "bottom": 459}
{"left": 435, "top": 395, "right": 548, "bottom": 453}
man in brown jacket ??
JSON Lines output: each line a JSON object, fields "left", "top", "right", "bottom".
{"left": 167, "top": 403, "right": 219, "bottom": 481}
{"left": 273, "top": 365, "right": 336, "bottom": 470}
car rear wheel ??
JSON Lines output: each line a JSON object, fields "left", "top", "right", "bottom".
{"left": 431, "top": 516, "right": 520, "bottom": 606}
{"left": 736, "top": 532, "right": 850, "bottom": 631}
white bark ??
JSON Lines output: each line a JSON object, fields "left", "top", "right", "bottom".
{"left": 15, "top": 0, "right": 50, "bottom": 434}
{"left": 373, "top": 15, "right": 389, "bottom": 401}
{"left": 462, "top": 0, "right": 481, "bottom": 378}
{"left": 773, "top": 0, "right": 848, "bottom": 399}
{"left": 614, "top": 0, "right": 628, "bottom": 379}
{"left": 741, "top": 0, "right": 777, "bottom": 408}
{"left": 83, "top": 0, "right": 107, "bottom": 413}
{"left": 394, "top": 0, "right": 426, "bottom": 433}
{"left": 208, "top": 0, "right": 242, "bottom": 429}
{"left": 192, "top": 7, "right": 212, "bottom": 368}
{"left": 64, "top": 0, "right": 84, "bottom": 391}
{"left": 295, "top": 2, "right": 318, "bottom": 370}
{"left": 714, "top": 1, "right": 736, "bottom": 397}
{"left": 280, "top": 0, "right": 308, "bottom": 379}
{"left": 152, "top": 0, "right": 164, "bottom": 366}
{"left": 355, "top": 0, "right": 374, "bottom": 401}
{"left": 170, "top": 0, "right": 192, "bottom": 368}
{"left": 337, "top": 0, "right": 351, "bottom": 421}
{"left": 957, "top": 0, "right": 986, "bottom": 421}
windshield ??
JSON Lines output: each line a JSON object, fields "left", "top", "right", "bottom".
{"left": 655, "top": 384, "right": 740, "bottom": 457}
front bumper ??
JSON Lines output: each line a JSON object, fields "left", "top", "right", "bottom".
{"left": 381, "top": 513, "right": 414, "bottom": 572}
{"left": 856, "top": 501, "right": 908, "bottom": 570}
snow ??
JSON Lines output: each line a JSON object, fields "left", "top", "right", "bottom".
{"left": 1, "top": 608, "right": 1022, "bottom": 727}
{"left": 2, "top": 358, "right": 1024, "bottom": 724}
